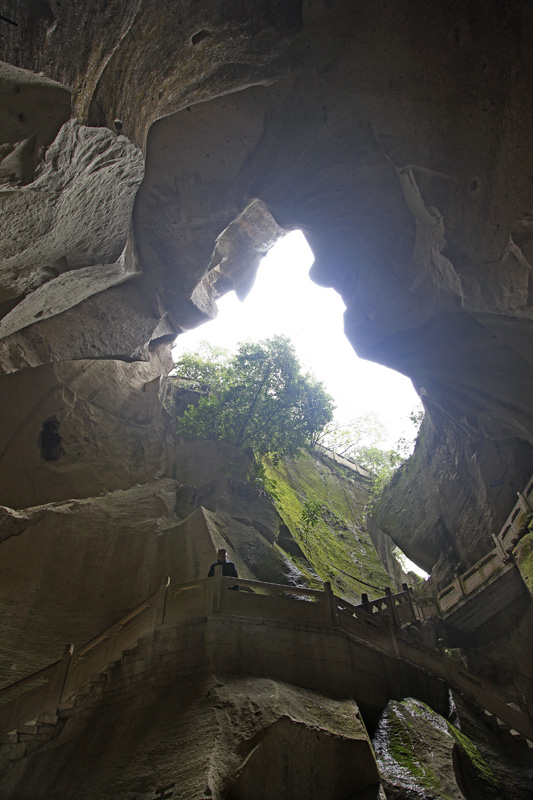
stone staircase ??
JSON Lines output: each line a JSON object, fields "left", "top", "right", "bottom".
{"left": 1, "top": 572, "right": 532, "bottom": 755}
{"left": 0, "top": 630, "right": 158, "bottom": 765}
{"left": 416, "top": 475, "right": 533, "bottom": 622}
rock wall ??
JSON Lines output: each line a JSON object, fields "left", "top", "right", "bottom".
{"left": 1, "top": 1, "right": 532, "bottom": 566}
{"left": 1, "top": 1, "right": 533, "bottom": 796}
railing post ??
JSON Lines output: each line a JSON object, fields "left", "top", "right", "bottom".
{"left": 405, "top": 584, "right": 421, "bottom": 622}
{"left": 492, "top": 533, "right": 507, "bottom": 561}
{"left": 361, "top": 592, "right": 371, "bottom": 614}
{"left": 522, "top": 691, "right": 533, "bottom": 725}
{"left": 384, "top": 587, "right": 398, "bottom": 627}
{"left": 155, "top": 576, "right": 170, "bottom": 627}
{"left": 322, "top": 582, "right": 339, "bottom": 627}
{"left": 50, "top": 643, "right": 74, "bottom": 714}
{"left": 517, "top": 490, "right": 532, "bottom": 513}
{"left": 211, "top": 564, "right": 223, "bottom": 614}
{"left": 386, "top": 616, "right": 400, "bottom": 657}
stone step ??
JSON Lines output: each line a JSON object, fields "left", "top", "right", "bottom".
{"left": 37, "top": 713, "right": 58, "bottom": 726}
{"left": 58, "top": 706, "right": 79, "bottom": 719}
{"left": 17, "top": 723, "right": 37, "bottom": 736}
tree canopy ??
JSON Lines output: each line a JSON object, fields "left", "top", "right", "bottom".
{"left": 317, "top": 407, "right": 424, "bottom": 501}
{"left": 174, "top": 336, "right": 334, "bottom": 460}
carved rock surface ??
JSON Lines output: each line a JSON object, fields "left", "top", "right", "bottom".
{"left": 0, "top": 3, "right": 533, "bottom": 795}
{"left": 0, "top": 479, "right": 181, "bottom": 686}
{"left": 0, "top": 61, "right": 71, "bottom": 186}
{"left": 0, "top": 347, "right": 173, "bottom": 508}
{"left": 0, "top": 119, "right": 144, "bottom": 306}
{"left": 0, "top": 668, "right": 380, "bottom": 800}
{"left": 372, "top": 414, "right": 533, "bottom": 581}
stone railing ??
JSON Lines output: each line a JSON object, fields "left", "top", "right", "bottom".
{"left": 329, "top": 595, "right": 533, "bottom": 740}
{"left": 0, "top": 580, "right": 169, "bottom": 735}
{"left": 497, "top": 474, "right": 533, "bottom": 554}
{"left": 314, "top": 445, "right": 372, "bottom": 478}
{"left": 356, "top": 585, "right": 423, "bottom": 627}
{"left": 0, "top": 645, "right": 74, "bottom": 736}
{"left": 427, "top": 475, "right": 533, "bottom": 616}
{"left": 0, "top": 574, "right": 330, "bottom": 735}
{"left": 2, "top": 571, "right": 532, "bottom": 741}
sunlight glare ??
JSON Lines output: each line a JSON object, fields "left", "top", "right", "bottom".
{"left": 172, "top": 231, "right": 420, "bottom": 449}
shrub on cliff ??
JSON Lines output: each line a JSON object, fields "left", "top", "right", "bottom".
{"left": 174, "top": 336, "right": 334, "bottom": 460}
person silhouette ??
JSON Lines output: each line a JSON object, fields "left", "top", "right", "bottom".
{"left": 208, "top": 547, "right": 239, "bottom": 589}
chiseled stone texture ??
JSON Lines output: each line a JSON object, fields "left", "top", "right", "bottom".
{"left": 0, "top": 60, "right": 71, "bottom": 184}
{"left": 0, "top": 5, "right": 532, "bottom": 795}
{"left": 0, "top": 479, "right": 182, "bottom": 687}
{"left": 0, "top": 118, "right": 144, "bottom": 305}
{"left": 371, "top": 412, "right": 533, "bottom": 582}
{"left": 0, "top": 436, "right": 311, "bottom": 689}
{"left": 0, "top": 1, "right": 303, "bottom": 143}
{"left": 0, "top": 4, "right": 532, "bottom": 573}
{"left": 0, "top": 345, "right": 173, "bottom": 508}
{"left": 0, "top": 671, "right": 380, "bottom": 800}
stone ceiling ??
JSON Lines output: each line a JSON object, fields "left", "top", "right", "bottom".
{"left": 0, "top": 0, "right": 532, "bottom": 583}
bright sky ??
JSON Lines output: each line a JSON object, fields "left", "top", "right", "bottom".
{"left": 172, "top": 231, "right": 421, "bottom": 450}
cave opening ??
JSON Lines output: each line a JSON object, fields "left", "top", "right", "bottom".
{"left": 173, "top": 230, "right": 422, "bottom": 453}
{"left": 172, "top": 229, "right": 428, "bottom": 584}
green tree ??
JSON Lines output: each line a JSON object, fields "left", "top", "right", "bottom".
{"left": 300, "top": 499, "right": 325, "bottom": 543}
{"left": 317, "top": 405, "right": 424, "bottom": 502}
{"left": 171, "top": 341, "right": 230, "bottom": 388}
{"left": 174, "top": 335, "right": 334, "bottom": 460}
{"left": 317, "top": 411, "right": 387, "bottom": 458}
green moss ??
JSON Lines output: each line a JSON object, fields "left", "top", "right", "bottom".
{"left": 262, "top": 450, "right": 391, "bottom": 602}
{"left": 385, "top": 702, "right": 444, "bottom": 795}
{"left": 447, "top": 722, "right": 500, "bottom": 793}
{"left": 514, "top": 532, "right": 533, "bottom": 596}
{"left": 376, "top": 699, "right": 501, "bottom": 800}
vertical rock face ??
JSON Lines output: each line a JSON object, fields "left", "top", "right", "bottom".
{"left": 1, "top": 1, "right": 533, "bottom": 796}
{"left": 371, "top": 414, "right": 533, "bottom": 583}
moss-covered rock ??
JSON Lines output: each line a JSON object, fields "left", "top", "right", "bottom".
{"left": 263, "top": 450, "right": 392, "bottom": 602}
{"left": 514, "top": 531, "right": 533, "bottom": 596}
{"left": 373, "top": 698, "right": 500, "bottom": 800}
